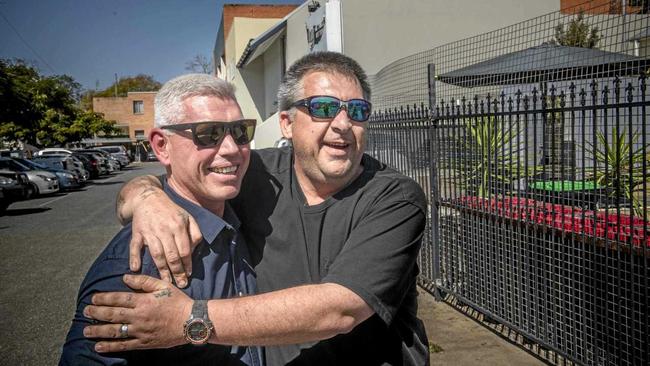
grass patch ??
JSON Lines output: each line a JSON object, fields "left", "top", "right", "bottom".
{"left": 429, "top": 342, "right": 444, "bottom": 353}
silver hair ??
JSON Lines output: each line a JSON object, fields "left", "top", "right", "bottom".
{"left": 277, "top": 51, "right": 371, "bottom": 114}
{"left": 154, "top": 73, "right": 237, "bottom": 128}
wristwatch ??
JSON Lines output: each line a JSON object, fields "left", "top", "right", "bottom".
{"left": 183, "top": 300, "right": 214, "bottom": 345}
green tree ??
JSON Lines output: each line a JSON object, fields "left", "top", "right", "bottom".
{"left": 552, "top": 12, "right": 602, "bottom": 48}
{"left": 0, "top": 59, "right": 43, "bottom": 144}
{"left": 94, "top": 74, "right": 161, "bottom": 98}
{"left": 0, "top": 59, "right": 119, "bottom": 147}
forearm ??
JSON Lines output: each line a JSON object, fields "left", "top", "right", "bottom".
{"left": 208, "top": 283, "right": 374, "bottom": 346}
{"left": 116, "top": 175, "right": 163, "bottom": 224}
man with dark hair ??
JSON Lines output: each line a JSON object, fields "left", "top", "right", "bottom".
{"left": 83, "top": 52, "right": 430, "bottom": 365}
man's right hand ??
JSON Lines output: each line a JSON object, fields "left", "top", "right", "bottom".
{"left": 118, "top": 175, "right": 202, "bottom": 288}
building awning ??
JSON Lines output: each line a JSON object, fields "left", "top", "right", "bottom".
{"left": 438, "top": 43, "right": 650, "bottom": 87}
{"left": 237, "top": 19, "right": 286, "bottom": 68}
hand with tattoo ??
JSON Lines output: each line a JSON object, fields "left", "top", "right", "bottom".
{"left": 120, "top": 176, "right": 203, "bottom": 288}
{"left": 83, "top": 274, "right": 193, "bottom": 352}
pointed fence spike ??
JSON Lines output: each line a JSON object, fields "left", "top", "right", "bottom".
{"left": 626, "top": 82, "right": 635, "bottom": 103}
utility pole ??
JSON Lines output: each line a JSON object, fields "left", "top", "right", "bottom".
{"left": 114, "top": 73, "right": 118, "bottom": 97}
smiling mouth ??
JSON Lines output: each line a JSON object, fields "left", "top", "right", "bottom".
{"left": 208, "top": 166, "right": 238, "bottom": 174}
{"left": 325, "top": 142, "right": 349, "bottom": 149}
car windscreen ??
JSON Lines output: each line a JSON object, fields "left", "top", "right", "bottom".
{"left": 0, "top": 159, "right": 29, "bottom": 172}
{"left": 99, "top": 147, "right": 120, "bottom": 153}
{"left": 33, "top": 158, "right": 65, "bottom": 170}
{"left": 15, "top": 158, "right": 48, "bottom": 170}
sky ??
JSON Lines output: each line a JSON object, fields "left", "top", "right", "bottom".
{"left": 0, "top": 0, "right": 304, "bottom": 91}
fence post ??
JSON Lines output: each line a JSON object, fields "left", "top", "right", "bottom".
{"left": 428, "top": 63, "right": 443, "bottom": 300}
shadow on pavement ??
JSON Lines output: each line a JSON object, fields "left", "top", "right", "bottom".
{"left": 2, "top": 207, "right": 52, "bottom": 216}
{"left": 90, "top": 180, "right": 125, "bottom": 186}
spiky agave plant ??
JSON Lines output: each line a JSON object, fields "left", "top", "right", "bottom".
{"left": 459, "top": 116, "right": 535, "bottom": 198}
{"left": 585, "top": 127, "right": 650, "bottom": 218}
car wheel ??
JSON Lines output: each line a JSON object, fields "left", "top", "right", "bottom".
{"left": 0, "top": 201, "right": 8, "bottom": 214}
{"left": 24, "top": 184, "right": 35, "bottom": 199}
{"left": 31, "top": 183, "right": 40, "bottom": 196}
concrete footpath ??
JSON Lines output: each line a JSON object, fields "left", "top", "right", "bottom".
{"left": 417, "top": 288, "right": 546, "bottom": 365}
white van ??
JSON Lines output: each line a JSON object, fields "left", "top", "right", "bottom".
{"left": 35, "top": 148, "right": 73, "bottom": 156}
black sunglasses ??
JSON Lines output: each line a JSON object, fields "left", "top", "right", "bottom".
{"left": 291, "top": 95, "right": 372, "bottom": 122}
{"left": 161, "top": 119, "right": 256, "bottom": 147}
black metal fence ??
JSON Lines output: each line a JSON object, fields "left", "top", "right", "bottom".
{"left": 366, "top": 1, "right": 649, "bottom": 365}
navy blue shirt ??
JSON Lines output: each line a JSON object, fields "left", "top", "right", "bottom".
{"left": 60, "top": 179, "right": 262, "bottom": 366}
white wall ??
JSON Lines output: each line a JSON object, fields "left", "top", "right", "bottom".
{"left": 255, "top": 112, "right": 283, "bottom": 148}
{"left": 284, "top": 4, "right": 311, "bottom": 71}
{"left": 246, "top": 0, "right": 563, "bottom": 148}
{"left": 341, "top": 0, "right": 560, "bottom": 75}
{"left": 263, "top": 37, "right": 284, "bottom": 120}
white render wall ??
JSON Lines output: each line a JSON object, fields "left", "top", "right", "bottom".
{"left": 341, "top": 0, "right": 560, "bottom": 75}
{"left": 249, "top": 0, "right": 562, "bottom": 148}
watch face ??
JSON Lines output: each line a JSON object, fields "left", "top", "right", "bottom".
{"left": 186, "top": 319, "right": 210, "bottom": 343}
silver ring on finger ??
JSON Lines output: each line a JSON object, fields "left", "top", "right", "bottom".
{"left": 119, "top": 323, "right": 129, "bottom": 338}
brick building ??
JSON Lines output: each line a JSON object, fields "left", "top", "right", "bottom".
{"left": 561, "top": 0, "right": 648, "bottom": 14}
{"left": 214, "top": 4, "right": 299, "bottom": 78}
{"left": 92, "top": 91, "right": 157, "bottom": 142}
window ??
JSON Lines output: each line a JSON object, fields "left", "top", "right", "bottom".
{"left": 135, "top": 130, "right": 146, "bottom": 141}
{"left": 133, "top": 100, "right": 144, "bottom": 114}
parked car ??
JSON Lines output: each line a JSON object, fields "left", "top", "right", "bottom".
{"left": 146, "top": 151, "right": 158, "bottom": 161}
{"left": 32, "top": 154, "right": 88, "bottom": 182}
{"left": 35, "top": 148, "right": 73, "bottom": 156}
{"left": 0, "top": 169, "right": 32, "bottom": 212}
{"left": 67, "top": 154, "right": 94, "bottom": 179}
{"left": 96, "top": 146, "right": 131, "bottom": 167}
{"left": 74, "top": 149, "right": 119, "bottom": 172}
{"left": 0, "top": 157, "right": 59, "bottom": 196}
{"left": 67, "top": 155, "right": 90, "bottom": 181}
{"left": 13, "top": 157, "right": 82, "bottom": 191}
{"left": 71, "top": 152, "right": 105, "bottom": 178}
{"left": 31, "top": 156, "right": 85, "bottom": 188}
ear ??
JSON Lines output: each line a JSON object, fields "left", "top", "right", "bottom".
{"left": 149, "top": 129, "right": 171, "bottom": 166}
{"left": 279, "top": 110, "right": 293, "bottom": 139}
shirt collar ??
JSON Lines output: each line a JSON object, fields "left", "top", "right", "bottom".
{"left": 162, "top": 176, "right": 239, "bottom": 244}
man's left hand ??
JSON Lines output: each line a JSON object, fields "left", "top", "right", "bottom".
{"left": 83, "top": 274, "right": 192, "bottom": 352}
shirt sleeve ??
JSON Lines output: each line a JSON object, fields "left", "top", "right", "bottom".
{"left": 321, "top": 180, "right": 427, "bottom": 326}
{"left": 59, "top": 257, "right": 133, "bottom": 365}
{"left": 59, "top": 229, "right": 159, "bottom": 366}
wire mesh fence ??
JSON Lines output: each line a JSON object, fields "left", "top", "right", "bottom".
{"left": 366, "top": 1, "right": 649, "bottom": 365}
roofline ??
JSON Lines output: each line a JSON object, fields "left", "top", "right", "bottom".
{"left": 236, "top": 19, "right": 287, "bottom": 68}
{"left": 236, "top": 2, "right": 307, "bottom": 68}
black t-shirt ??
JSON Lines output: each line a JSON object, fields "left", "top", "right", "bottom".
{"left": 230, "top": 147, "right": 430, "bottom": 366}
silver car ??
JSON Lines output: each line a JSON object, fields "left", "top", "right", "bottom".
{"left": 0, "top": 158, "right": 59, "bottom": 196}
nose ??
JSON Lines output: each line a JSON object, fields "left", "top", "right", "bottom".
{"left": 218, "top": 133, "right": 241, "bottom": 155}
{"left": 330, "top": 106, "right": 352, "bottom": 133}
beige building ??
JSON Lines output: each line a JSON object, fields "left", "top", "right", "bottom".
{"left": 92, "top": 92, "right": 157, "bottom": 142}
{"left": 216, "top": 0, "right": 562, "bottom": 148}
{"left": 212, "top": 4, "right": 298, "bottom": 149}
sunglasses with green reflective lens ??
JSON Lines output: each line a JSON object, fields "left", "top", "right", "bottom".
{"left": 291, "top": 95, "right": 372, "bottom": 122}
{"left": 161, "top": 119, "right": 256, "bottom": 147}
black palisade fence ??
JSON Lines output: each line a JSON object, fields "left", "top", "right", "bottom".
{"left": 365, "top": 1, "right": 649, "bottom": 365}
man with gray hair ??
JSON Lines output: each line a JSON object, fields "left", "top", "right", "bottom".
{"left": 83, "top": 52, "right": 429, "bottom": 365}
{"left": 60, "top": 73, "right": 262, "bottom": 365}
